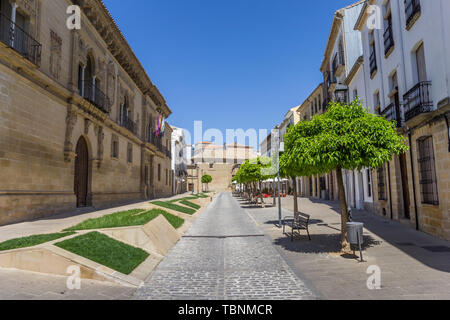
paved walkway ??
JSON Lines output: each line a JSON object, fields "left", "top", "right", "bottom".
{"left": 0, "top": 193, "right": 192, "bottom": 243}
{"left": 0, "top": 192, "right": 194, "bottom": 300}
{"left": 245, "top": 196, "right": 450, "bottom": 300}
{"left": 133, "top": 192, "right": 318, "bottom": 300}
{"left": 0, "top": 269, "right": 137, "bottom": 300}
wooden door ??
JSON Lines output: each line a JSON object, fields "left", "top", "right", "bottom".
{"left": 74, "top": 137, "right": 89, "bottom": 207}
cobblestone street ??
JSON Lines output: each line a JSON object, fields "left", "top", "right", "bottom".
{"left": 133, "top": 192, "right": 319, "bottom": 300}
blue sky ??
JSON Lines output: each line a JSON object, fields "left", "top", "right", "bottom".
{"left": 104, "top": 0, "right": 355, "bottom": 149}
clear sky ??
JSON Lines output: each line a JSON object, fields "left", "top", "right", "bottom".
{"left": 103, "top": 0, "right": 355, "bottom": 149}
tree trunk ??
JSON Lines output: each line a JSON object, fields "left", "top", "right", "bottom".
{"left": 259, "top": 180, "right": 265, "bottom": 208}
{"left": 336, "top": 167, "right": 350, "bottom": 252}
{"left": 292, "top": 177, "right": 298, "bottom": 215}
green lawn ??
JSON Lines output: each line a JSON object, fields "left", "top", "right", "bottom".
{"left": 151, "top": 201, "right": 197, "bottom": 215}
{"left": 0, "top": 232, "right": 76, "bottom": 252}
{"left": 64, "top": 208, "right": 184, "bottom": 231}
{"left": 179, "top": 200, "right": 201, "bottom": 210}
{"left": 55, "top": 232, "right": 149, "bottom": 275}
{"left": 160, "top": 211, "right": 185, "bottom": 229}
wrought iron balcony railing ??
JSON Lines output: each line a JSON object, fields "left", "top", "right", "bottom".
{"left": 381, "top": 102, "right": 403, "bottom": 128}
{"left": 147, "top": 131, "right": 171, "bottom": 157}
{"left": 0, "top": 13, "right": 41, "bottom": 66}
{"left": 120, "top": 117, "right": 137, "bottom": 134}
{"left": 383, "top": 24, "right": 394, "bottom": 56}
{"left": 80, "top": 81, "right": 110, "bottom": 114}
{"left": 335, "top": 89, "right": 348, "bottom": 104}
{"left": 403, "top": 81, "right": 433, "bottom": 122}
{"left": 405, "top": 0, "right": 421, "bottom": 27}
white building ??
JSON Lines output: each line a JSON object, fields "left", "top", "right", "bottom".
{"left": 171, "top": 127, "right": 188, "bottom": 195}
{"left": 320, "top": 1, "right": 366, "bottom": 209}
{"left": 354, "top": 0, "right": 450, "bottom": 239}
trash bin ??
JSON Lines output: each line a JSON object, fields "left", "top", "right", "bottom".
{"left": 346, "top": 222, "right": 365, "bottom": 262}
{"left": 346, "top": 222, "right": 364, "bottom": 245}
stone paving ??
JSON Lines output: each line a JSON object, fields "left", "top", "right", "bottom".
{"left": 0, "top": 268, "right": 135, "bottom": 300}
{"left": 245, "top": 196, "right": 450, "bottom": 300}
{"left": 0, "top": 193, "right": 193, "bottom": 243}
{"left": 133, "top": 192, "right": 319, "bottom": 300}
{"left": 0, "top": 192, "right": 197, "bottom": 300}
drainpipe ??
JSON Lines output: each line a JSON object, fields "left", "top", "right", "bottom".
{"left": 10, "top": 2, "right": 18, "bottom": 47}
{"left": 445, "top": 113, "right": 450, "bottom": 152}
{"left": 387, "top": 162, "right": 393, "bottom": 220}
{"left": 408, "top": 130, "right": 419, "bottom": 230}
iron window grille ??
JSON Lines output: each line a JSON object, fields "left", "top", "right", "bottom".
{"left": 417, "top": 136, "right": 439, "bottom": 205}
{"left": 383, "top": 21, "right": 394, "bottom": 56}
{"left": 405, "top": 0, "right": 421, "bottom": 28}
{"left": 377, "top": 166, "right": 387, "bottom": 201}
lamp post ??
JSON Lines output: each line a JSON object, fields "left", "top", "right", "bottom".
{"left": 274, "top": 127, "right": 283, "bottom": 228}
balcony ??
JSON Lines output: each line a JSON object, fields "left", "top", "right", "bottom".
{"left": 369, "top": 51, "right": 377, "bottom": 76}
{"left": 0, "top": 13, "right": 41, "bottom": 66}
{"left": 326, "top": 71, "right": 337, "bottom": 92}
{"left": 80, "top": 81, "right": 110, "bottom": 114}
{"left": 334, "top": 51, "right": 346, "bottom": 78}
{"left": 405, "top": 0, "right": 421, "bottom": 30}
{"left": 335, "top": 89, "right": 348, "bottom": 104}
{"left": 149, "top": 132, "right": 171, "bottom": 158}
{"left": 383, "top": 24, "right": 394, "bottom": 57}
{"left": 381, "top": 102, "right": 403, "bottom": 128}
{"left": 120, "top": 117, "right": 137, "bottom": 135}
{"left": 403, "top": 81, "right": 433, "bottom": 122}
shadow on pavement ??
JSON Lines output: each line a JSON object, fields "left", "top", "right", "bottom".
{"left": 273, "top": 233, "right": 382, "bottom": 255}
{"left": 292, "top": 197, "right": 450, "bottom": 273}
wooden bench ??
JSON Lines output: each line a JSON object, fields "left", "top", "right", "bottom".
{"left": 283, "top": 213, "right": 311, "bottom": 242}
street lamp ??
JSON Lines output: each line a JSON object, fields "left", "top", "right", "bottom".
{"left": 273, "top": 127, "right": 283, "bottom": 228}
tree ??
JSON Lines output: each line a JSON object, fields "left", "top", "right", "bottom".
{"left": 282, "top": 99, "right": 408, "bottom": 251}
{"left": 280, "top": 146, "right": 310, "bottom": 219}
{"left": 232, "top": 157, "right": 275, "bottom": 206}
{"left": 201, "top": 174, "right": 212, "bottom": 191}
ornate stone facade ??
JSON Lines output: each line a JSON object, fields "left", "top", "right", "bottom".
{"left": 0, "top": 0, "right": 173, "bottom": 225}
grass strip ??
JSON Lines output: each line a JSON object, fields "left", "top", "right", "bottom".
{"left": 179, "top": 200, "right": 201, "bottom": 210}
{"left": 160, "top": 211, "right": 185, "bottom": 229}
{"left": 0, "top": 232, "right": 76, "bottom": 252}
{"left": 64, "top": 209, "right": 184, "bottom": 231}
{"left": 55, "top": 232, "right": 149, "bottom": 275}
{"left": 151, "top": 201, "right": 197, "bottom": 215}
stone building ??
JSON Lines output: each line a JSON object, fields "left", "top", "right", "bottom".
{"left": 0, "top": 0, "right": 172, "bottom": 225}
{"left": 171, "top": 126, "right": 188, "bottom": 195}
{"left": 355, "top": 0, "right": 450, "bottom": 240}
{"left": 187, "top": 142, "right": 258, "bottom": 193}
{"left": 295, "top": 84, "right": 330, "bottom": 201}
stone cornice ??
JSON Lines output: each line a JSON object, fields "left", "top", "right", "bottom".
{"left": 73, "top": 0, "right": 172, "bottom": 118}
{"left": 354, "top": 0, "right": 375, "bottom": 31}
{"left": 320, "top": 10, "right": 344, "bottom": 72}
{"left": 344, "top": 56, "right": 364, "bottom": 86}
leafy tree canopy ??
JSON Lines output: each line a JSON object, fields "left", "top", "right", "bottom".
{"left": 281, "top": 99, "right": 408, "bottom": 175}
{"left": 232, "top": 157, "right": 275, "bottom": 184}
{"left": 201, "top": 174, "right": 212, "bottom": 184}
